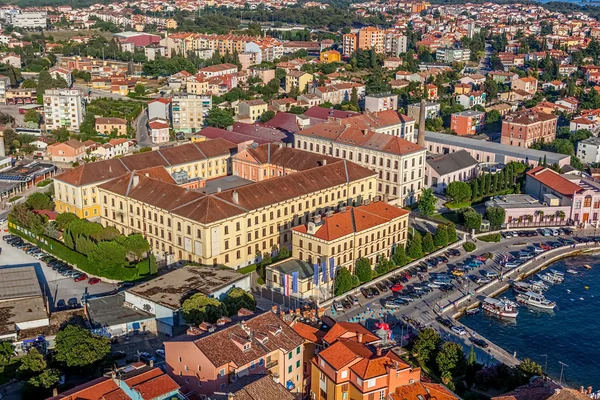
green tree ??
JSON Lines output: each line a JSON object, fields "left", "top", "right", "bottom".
{"left": 422, "top": 232, "right": 435, "bottom": 253}
{"left": 54, "top": 325, "right": 110, "bottom": 368}
{"left": 406, "top": 231, "right": 423, "bottom": 259}
{"left": 471, "top": 179, "right": 479, "bottom": 200}
{"left": 26, "top": 192, "right": 53, "bottom": 210}
{"left": 446, "top": 222, "right": 458, "bottom": 243}
{"left": 350, "top": 87, "right": 359, "bottom": 109}
{"left": 22, "top": 79, "right": 37, "bottom": 88}
{"left": 36, "top": 70, "right": 54, "bottom": 103}
{"left": 18, "top": 348, "right": 46, "bottom": 380}
{"left": 392, "top": 245, "right": 408, "bottom": 266}
{"left": 486, "top": 206, "right": 506, "bottom": 229}
{"left": 28, "top": 369, "right": 61, "bottom": 390}
{"left": 418, "top": 188, "right": 436, "bottom": 216}
{"left": 123, "top": 234, "right": 150, "bottom": 260}
{"left": 519, "top": 358, "right": 543, "bottom": 379}
{"left": 436, "top": 341, "right": 467, "bottom": 376}
{"left": 222, "top": 287, "right": 256, "bottom": 315}
{"left": 182, "top": 293, "right": 226, "bottom": 324}
{"left": 355, "top": 257, "right": 372, "bottom": 282}
{"left": 206, "top": 107, "right": 234, "bottom": 129}
{"left": 462, "top": 208, "right": 482, "bottom": 230}
{"left": 467, "top": 345, "right": 476, "bottom": 366}
{"left": 334, "top": 267, "right": 353, "bottom": 296}
{"left": 134, "top": 83, "right": 146, "bottom": 96}
{"left": 433, "top": 225, "right": 448, "bottom": 247}
{"left": 413, "top": 328, "right": 441, "bottom": 363}
{"left": 24, "top": 109, "right": 41, "bottom": 126}
{"left": 0, "top": 342, "right": 13, "bottom": 373}
{"left": 89, "top": 241, "right": 127, "bottom": 270}
{"left": 446, "top": 181, "right": 472, "bottom": 204}
{"left": 259, "top": 110, "right": 276, "bottom": 123}
{"left": 374, "top": 256, "right": 393, "bottom": 276}
{"left": 486, "top": 109, "right": 501, "bottom": 124}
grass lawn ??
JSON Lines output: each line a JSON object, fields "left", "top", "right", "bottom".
{"left": 445, "top": 200, "right": 471, "bottom": 209}
{"left": 36, "top": 179, "right": 53, "bottom": 187}
{"left": 44, "top": 29, "right": 113, "bottom": 41}
{"left": 238, "top": 264, "right": 257, "bottom": 274}
{"left": 0, "top": 358, "right": 20, "bottom": 385}
{"left": 440, "top": 211, "right": 460, "bottom": 225}
{"left": 403, "top": 203, "right": 419, "bottom": 211}
{"left": 8, "top": 195, "right": 22, "bottom": 202}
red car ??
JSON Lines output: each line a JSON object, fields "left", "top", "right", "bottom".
{"left": 391, "top": 284, "right": 404, "bottom": 292}
{"left": 88, "top": 277, "right": 101, "bottom": 285}
{"left": 74, "top": 274, "right": 88, "bottom": 282}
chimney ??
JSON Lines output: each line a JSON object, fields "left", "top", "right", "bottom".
{"left": 217, "top": 187, "right": 222, "bottom": 193}
{"left": 272, "top": 373, "right": 280, "bottom": 384}
{"left": 580, "top": 387, "right": 585, "bottom": 394}
{"left": 109, "top": 165, "right": 112, "bottom": 173}
{"left": 232, "top": 190, "right": 239, "bottom": 204}
{"left": 132, "top": 175, "right": 139, "bottom": 187}
{"left": 271, "top": 305, "right": 278, "bottom": 313}
{"left": 376, "top": 347, "right": 382, "bottom": 356}
{"left": 228, "top": 393, "right": 235, "bottom": 400}
{"left": 357, "top": 332, "right": 363, "bottom": 342}
{"left": 417, "top": 99, "right": 426, "bottom": 147}
{"left": 322, "top": 159, "right": 327, "bottom": 166}
{"left": 588, "top": 387, "right": 593, "bottom": 395}
{"left": 363, "top": 129, "right": 368, "bottom": 136}
{"left": 149, "top": 359, "right": 154, "bottom": 368}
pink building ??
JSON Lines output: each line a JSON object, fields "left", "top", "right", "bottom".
{"left": 148, "top": 118, "right": 170, "bottom": 144}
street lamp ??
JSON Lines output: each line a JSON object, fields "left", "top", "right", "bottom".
{"left": 541, "top": 354, "right": 548, "bottom": 375}
{"left": 558, "top": 361, "right": 568, "bottom": 385}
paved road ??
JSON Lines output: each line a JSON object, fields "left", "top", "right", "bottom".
{"left": 0, "top": 104, "right": 25, "bottom": 126}
{"left": 0, "top": 228, "right": 118, "bottom": 310}
{"left": 135, "top": 110, "right": 150, "bottom": 147}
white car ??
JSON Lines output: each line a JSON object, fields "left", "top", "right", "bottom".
{"left": 451, "top": 325, "right": 467, "bottom": 335}
{"left": 333, "top": 301, "right": 344, "bottom": 312}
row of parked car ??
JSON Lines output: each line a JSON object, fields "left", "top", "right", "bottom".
{"left": 2, "top": 234, "right": 100, "bottom": 285}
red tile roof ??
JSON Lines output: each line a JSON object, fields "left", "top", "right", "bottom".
{"left": 322, "top": 321, "right": 379, "bottom": 346}
{"left": 132, "top": 374, "right": 180, "bottom": 400}
{"left": 390, "top": 381, "right": 459, "bottom": 400}
{"left": 317, "top": 339, "right": 373, "bottom": 370}
{"left": 526, "top": 167, "right": 581, "bottom": 196}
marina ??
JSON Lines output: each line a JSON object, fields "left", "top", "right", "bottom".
{"left": 460, "top": 256, "right": 600, "bottom": 388}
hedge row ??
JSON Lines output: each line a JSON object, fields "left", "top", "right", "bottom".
{"left": 10, "top": 225, "right": 143, "bottom": 281}
{"left": 479, "top": 233, "right": 502, "bottom": 243}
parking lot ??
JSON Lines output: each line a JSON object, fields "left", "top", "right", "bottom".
{"left": 0, "top": 230, "right": 118, "bottom": 311}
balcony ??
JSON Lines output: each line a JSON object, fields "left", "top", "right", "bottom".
{"left": 266, "top": 360, "right": 278, "bottom": 369}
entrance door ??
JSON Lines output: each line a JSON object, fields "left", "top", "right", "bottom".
{"left": 583, "top": 213, "right": 589, "bottom": 223}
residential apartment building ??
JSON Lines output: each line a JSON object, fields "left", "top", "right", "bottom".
{"left": 43, "top": 89, "right": 86, "bottom": 132}
{"left": 171, "top": 94, "right": 205, "bottom": 133}
{"left": 148, "top": 118, "right": 170, "bottom": 144}
{"left": 314, "top": 83, "right": 365, "bottom": 106}
{"left": 148, "top": 98, "right": 171, "bottom": 120}
{"left": 364, "top": 93, "right": 399, "bottom": 113}
{"left": 97, "top": 153, "right": 376, "bottom": 268}
{"left": 512, "top": 76, "right": 538, "bottom": 95}
{"left": 0, "top": 75, "right": 10, "bottom": 104}
{"left": 53, "top": 139, "right": 235, "bottom": 218}
{"left": 320, "top": 50, "right": 341, "bottom": 63}
{"left": 237, "top": 99, "right": 268, "bottom": 123}
{"left": 436, "top": 47, "right": 471, "bottom": 63}
{"left": 198, "top": 63, "right": 238, "bottom": 78}
{"left": 342, "top": 33, "right": 356, "bottom": 56}
{"left": 407, "top": 101, "right": 440, "bottom": 122}
{"left": 450, "top": 110, "right": 485, "bottom": 136}
{"left": 455, "top": 91, "right": 487, "bottom": 109}
{"left": 286, "top": 71, "right": 313, "bottom": 93}
{"left": 577, "top": 136, "right": 600, "bottom": 164}
{"left": 384, "top": 32, "right": 407, "bottom": 57}
{"left": 501, "top": 110, "right": 558, "bottom": 148}
{"left": 292, "top": 201, "right": 409, "bottom": 273}
{"left": 186, "top": 74, "right": 209, "bottom": 95}
{"left": 49, "top": 66, "right": 73, "bottom": 88}
{"left": 357, "top": 27, "right": 385, "bottom": 53}
{"left": 295, "top": 118, "right": 426, "bottom": 206}
{"left": 7, "top": 12, "right": 47, "bottom": 28}
{"left": 165, "top": 311, "right": 305, "bottom": 398}
{"left": 46, "top": 139, "right": 86, "bottom": 164}
{"left": 95, "top": 117, "right": 127, "bottom": 136}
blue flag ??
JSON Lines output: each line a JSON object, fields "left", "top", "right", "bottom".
{"left": 292, "top": 271, "right": 298, "bottom": 294}
{"left": 329, "top": 257, "right": 335, "bottom": 280}
{"left": 321, "top": 260, "right": 327, "bottom": 283}
{"left": 313, "top": 264, "right": 319, "bottom": 285}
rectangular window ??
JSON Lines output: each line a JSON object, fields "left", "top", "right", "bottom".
{"left": 288, "top": 352, "right": 292, "bottom": 360}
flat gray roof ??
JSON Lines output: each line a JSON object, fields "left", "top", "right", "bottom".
{"left": 485, "top": 194, "right": 543, "bottom": 209}
{"left": 0, "top": 267, "right": 41, "bottom": 301}
{"left": 87, "top": 293, "right": 153, "bottom": 328}
{"left": 425, "top": 131, "right": 570, "bottom": 165}
{"left": 0, "top": 297, "right": 47, "bottom": 335}
{"left": 271, "top": 259, "right": 314, "bottom": 280}
{"left": 198, "top": 175, "right": 255, "bottom": 195}
{"left": 128, "top": 266, "right": 248, "bottom": 310}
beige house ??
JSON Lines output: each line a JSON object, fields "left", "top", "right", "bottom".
{"left": 285, "top": 71, "right": 313, "bottom": 93}
{"left": 186, "top": 74, "right": 209, "bottom": 95}
{"left": 46, "top": 139, "right": 85, "bottom": 163}
{"left": 236, "top": 99, "right": 268, "bottom": 122}
{"left": 98, "top": 158, "right": 377, "bottom": 268}
{"left": 95, "top": 117, "right": 128, "bottom": 136}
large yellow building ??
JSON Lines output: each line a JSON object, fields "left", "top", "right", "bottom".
{"left": 53, "top": 139, "right": 235, "bottom": 219}
{"left": 97, "top": 151, "right": 377, "bottom": 268}
{"left": 320, "top": 50, "right": 341, "bottom": 63}
{"left": 286, "top": 71, "right": 313, "bottom": 94}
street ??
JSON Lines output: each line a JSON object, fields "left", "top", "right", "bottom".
{"left": 135, "top": 110, "right": 150, "bottom": 147}
{"left": 0, "top": 229, "right": 118, "bottom": 310}
{"left": 0, "top": 104, "right": 25, "bottom": 126}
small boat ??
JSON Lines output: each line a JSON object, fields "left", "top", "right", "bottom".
{"left": 539, "top": 273, "right": 563, "bottom": 284}
{"left": 584, "top": 264, "right": 592, "bottom": 269}
{"left": 500, "top": 297, "right": 520, "bottom": 308}
{"left": 465, "top": 308, "right": 479, "bottom": 315}
{"left": 513, "top": 281, "right": 531, "bottom": 294}
{"left": 549, "top": 269, "right": 565, "bottom": 278}
{"left": 567, "top": 269, "right": 579, "bottom": 275}
{"left": 482, "top": 297, "right": 519, "bottom": 318}
{"left": 516, "top": 291, "right": 557, "bottom": 310}
{"left": 529, "top": 280, "right": 549, "bottom": 291}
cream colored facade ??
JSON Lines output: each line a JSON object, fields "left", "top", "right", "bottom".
{"left": 286, "top": 72, "right": 313, "bottom": 93}
{"left": 292, "top": 205, "right": 408, "bottom": 273}
{"left": 295, "top": 135, "right": 426, "bottom": 206}
{"left": 186, "top": 77, "right": 209, "bottom": 95}
{"left": 237, "top": 100, "right": 268, "bottom": 122}
{"left": 98, "top": 167, "right": 377, "bottom": 268}
{"left": 171, "top": 94, "right": 204, "bottom": 133}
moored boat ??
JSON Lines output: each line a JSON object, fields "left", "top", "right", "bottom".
{"left": 584, "top": 264, "right": 592, "bottom": 269}
{"left": 465, "top": 308, "right": 479, "bottom": 315}
{"left": 567, "top": 269, "right": 579, "bottom": 275}
{"left": 482, "top": 297, "right": 519, "bottom": 318}
{"left": 529, "top": 280, "right": 549, "bottom": 291}
{"left": 516, "top": 291, "right": 556, "bottom": 310}
{"left": 549, "top": 269, "right": 565, "bottom": 278}
{"left": 513, "top": 281, "right": 531, "bottom": 294}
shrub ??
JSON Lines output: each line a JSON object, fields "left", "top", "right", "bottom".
{"left": 479, "top": 233, "right": 501, "bottom": 243}
{"left": 463, "top": 242, "right": 476, "bottom": 252}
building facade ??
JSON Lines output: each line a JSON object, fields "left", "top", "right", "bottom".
{"left": 95, "top": 117, "right": 127, "bottom": 136}
{"left": 501, "top": 110, "right": 558, "bottom": 148}
{"left": 171, "top": 94, "right": 205, "bottom": 133}
{"left": 43, "top": 89, "right": 85, "bottom": 132}
{"left": 450, "top": 110, "right": 485, "bottom": 136}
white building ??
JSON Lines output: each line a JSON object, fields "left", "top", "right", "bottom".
{"left": 436, "top": 47, "right": 471, "bottom": 63}
{"left": 0, "top": 75, "right": 10, "bottom": 104}
{"left": 384, "top": 32, "right": 407, "bottom": 57}
{"left": 171, "top": 94, "right": 205, "bottom": 133}
{"left": 425, "top": 150, "right": 479, "bottom": 194}
{"left": 576, "top": 136, "right": 600, "bottom": 164}
{"left": 49, "top": 67, "right": 73, "bottom": 88}
{"left": 364, "top": 93, "right": 398, "bottom": 113}
{"left": 7, "top": 12, "right": 47, "bottom": 29}
{"left": 43, "top": 89, "right": 85, "bottom": 132}
{"left": 148, "top": 98, "right": 171, "bottom": 120}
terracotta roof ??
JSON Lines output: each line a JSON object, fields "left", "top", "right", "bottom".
{"left": 46, "top": 376, "right": 126, "bottom": 400}
{"left": 199, "top": 63, "right": 238, "bottom": 73}
{"left": 303, "top": 106, "right": 359, "bottom": 120}
{"left": 54, "top": 139, "right": 235, "bottom": 187}
{"left": 526, "top": 167, "right": 581, "bottom": 196}
{"left": 297, "top": 120, "right": 425, "bottom": 156}
{"left": 317, "top": 339, "right": 373, "bottom": 370}
{"left": 96, "top": 117, "right": 127, "bottom": 125}
{"left": 131, "top": 374, "right": 180, "bottom": 400}
{"left": 293, "top": 202, "right": 408, "bottom": 241}
{"left": 504, "top": 109, "right": 558, "bottom": 125}
{"left": 49, "top": 139, "right": 84, "bottom": 150}
{"left": 292, "top": 322, "right": 325, "bottom": 344}
{"left": 350, "top": 350, "right": 409, "bottom": 379}
{"left": 237, "top": 143, "right": 339, "bottom": 172}
{"left": 322, "top": 321, "right": 379, "bottom": 345}
{"left": 197, "top": 127, "right": 272, "bottom": 145}
{"left": 211, "top": 374, "right": 295, "bottom": 400}
{"left": 148, "top": 120, "right": 169, "bottom": 129}
{"left": 189, "top": 311, "right": 304, "bottom": 368}
{"left": 148, "top": 98, "right": 171, "bottom": 104}
{"left": 390, "top": 381, "right": 459, "bottom": 400}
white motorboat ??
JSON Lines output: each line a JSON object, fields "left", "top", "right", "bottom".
{"left": 567, "top": 269, "right": 579, "bottom": 275}
{"left": 482, "top": 297, "right": 519, "bottom": 318}
{"left": 549, "top": 269, "right": 565, "bottom": 278}
{"left": 539, "top": 273, "right": 562, "bottom": 284}
{"left": 529, "top": 280, "right": 549, "bottom": 291}
{"left": 500, "top": 297, "right": 520, "bottom": 308}
{"left": 516, "top": 291, "right": 556, "bottom": 310}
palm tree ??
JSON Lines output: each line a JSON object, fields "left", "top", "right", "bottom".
{"left": 536, "top": 210, "right": 545, "bottom": 225}
{"left": 557, "top": 210, "right": 566, "bottom": 221}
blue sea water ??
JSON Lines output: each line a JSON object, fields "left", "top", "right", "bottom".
{"left": 460, "top": 255, "right": 600, "bottom": 389}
